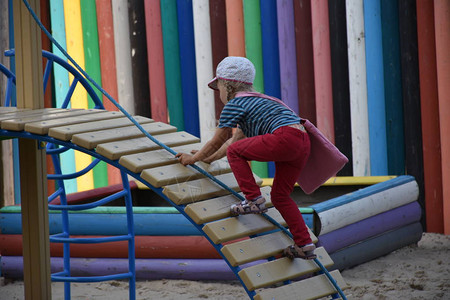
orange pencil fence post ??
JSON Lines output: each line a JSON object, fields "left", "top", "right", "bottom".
{"left": 96, "top": 0, "right": 122, "bottom": 186}
{"left": 416, "top": 0, "right": 443, "bottom": 233}
{"left": 311, "top": 0, "right": 334, "bottom": 143}
{"left": 434, "top": 0, "right": 450, "bottom": 235}
{"left": 225, "top": 0, "right": 245, "bottom": 57}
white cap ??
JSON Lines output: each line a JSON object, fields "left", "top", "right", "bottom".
{"left": 208, "top": 56, "right": 256, "bottom": 90}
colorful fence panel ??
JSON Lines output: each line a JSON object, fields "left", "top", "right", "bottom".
{"left": 2, "top": 0, "right": 449, "bottom": 234}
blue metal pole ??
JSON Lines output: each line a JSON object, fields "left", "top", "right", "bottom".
{"left": 121, "top": 170, "right": 136, "bottom": 300}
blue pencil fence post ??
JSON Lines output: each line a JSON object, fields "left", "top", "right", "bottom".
{"left": 260, "top": 0, "right": 280, "bottom": 178}
{"left": 381, "top": 0, "right": 405, "bottom": 176}
{"left": 176, "top": 0, "right": 200, "bottom": 138}
{"left": 363, "top": 0, "right": 388, "bottom": 175}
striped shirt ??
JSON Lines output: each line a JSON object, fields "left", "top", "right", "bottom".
{"left": 218, "top": 96, "right": 301, "bottom": 137}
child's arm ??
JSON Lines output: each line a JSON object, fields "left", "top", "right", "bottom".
{"left": 176, "top": 127, "right": 232, "bottom": 165}
{"left": 200, "top": 128, "right": 246, "bottom": 163}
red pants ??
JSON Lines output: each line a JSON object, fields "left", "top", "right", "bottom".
{"left": 227, "top": 126, "right": 312, "bottom": 246}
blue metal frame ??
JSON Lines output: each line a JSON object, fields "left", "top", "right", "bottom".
{"left": 1, "top": 50, "right": 136, "bottom": 299}
{"left": 4, "top": 49, "right": 104, "bottom": 110}
{"left": 0, "top": 130, "right": 137, "bottom": 300}
{"left": 0, "top": 63, "right": 16, "bottom": 107}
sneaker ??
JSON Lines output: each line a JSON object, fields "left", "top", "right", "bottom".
{"left": 230, "top": 196, "right": 268, "bottom": 216}
{"left": 283, "top": 243, "right": 317, "bottom": 260}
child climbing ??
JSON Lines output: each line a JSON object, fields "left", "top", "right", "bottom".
{"left": 176, "top": 56, "right": 317, "bottom": 260}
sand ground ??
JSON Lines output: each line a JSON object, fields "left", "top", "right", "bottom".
{"left": 1, "top": 232, "right": 449, "bottom": 300}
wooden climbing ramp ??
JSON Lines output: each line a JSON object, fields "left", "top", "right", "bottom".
{"left": 0, "top": 107, "right": 348, "bottom": 299}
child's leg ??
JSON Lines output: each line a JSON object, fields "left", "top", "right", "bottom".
{"left": 227, "top": 126, "right": 312, "bottom": 245}
{"left": 272, "top": 160, "right": 312, "bottom": 246}
{"left": 226, "top": 136, "right": 267, "bottom": 201}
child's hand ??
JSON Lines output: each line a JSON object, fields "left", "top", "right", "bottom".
{"left": 175, "top": 153, "right": 196, "bottom": 166}
{"left": 190, "top": 149, "right": 214, "bottom": 163}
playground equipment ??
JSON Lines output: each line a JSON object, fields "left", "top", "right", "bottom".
{"left": 1, "top": 37, "right": 347, "bottom": 299}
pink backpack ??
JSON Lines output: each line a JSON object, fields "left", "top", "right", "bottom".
{"left": 236, "top": 92, "right": 349, "bottom": 194}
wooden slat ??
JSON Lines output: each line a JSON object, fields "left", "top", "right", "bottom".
{"left": 48, "top": 116, "right": 153, "bottom": 141}
{"left": 202, "top": 208, "right": 286, "bottom": 244}
{"left": 184, "top": 186, "right": 273, "bottom": 224}
{"left": 0, "top": 107, "right": 28, "bottom": 114}
{"left": 239, "top": 247, "right": 333, "bottom": 291}
{"left": 254, "top": 270, "right": 348, "bottom": 300}
{"left": 0, "top": 108, "right": 61, "bottom": 123}
{"left": 223, "top": 231, "right": 292, "bottom": 267}
{"left": 96, "top": 131, "right": 200, "bottom": 160}
{"left": 119, "top": 143, "right": 205, "bottom": 173}
{"left": 71, "top": 122, "right": 177, "bottom": 149}
{"left": 0, "top": 108, "right": 18, "bottom": 113}
{"left": 163, "top": 173, "right": 263, "bottom": 205}
{"left": 221, "top": 230, "right": 318, "bottom": 267}
{"left": 141, "top": 159, "right": 231, "bottom": 188}
{"left": 24, "top": 111, "right": 124, "bottom": 135}
{"left": 1, "top": 109, "right": 96, "bottom": 131}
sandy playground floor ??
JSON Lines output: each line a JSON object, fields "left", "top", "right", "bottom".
{"left": 0, "top": 232, "right": 449, "bottom": 299}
